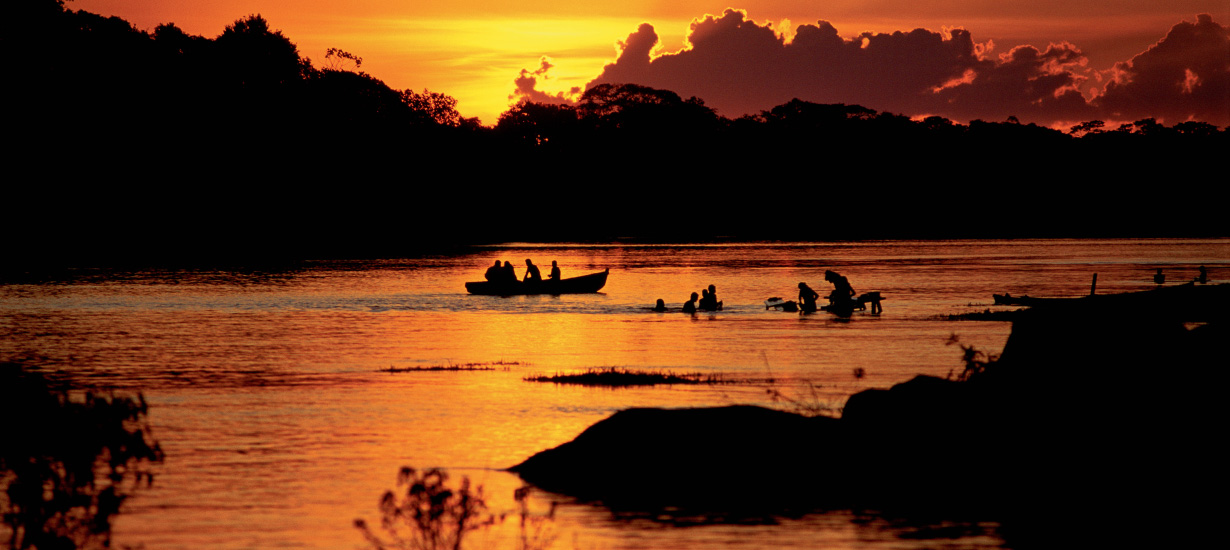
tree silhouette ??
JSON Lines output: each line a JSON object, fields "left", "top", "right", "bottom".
{"left": 1, "top": 365, "right": 164, "bottom": 550}
{"left": 214, "top": 14, "right": 307, "bottom": 90}
{"left": 496, "top": 102, "right": 582, "bottom": 146}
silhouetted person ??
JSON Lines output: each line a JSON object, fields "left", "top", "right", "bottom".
{"left": 699, "top": 284, "right": 722, "bottom": 311}
{"left": 824, "top": 270, "right": 856, "bottom": 302}
{"left": 699, "top": 288, "right": 714, "bottom": 310}
{"left": 484, "top": 260, "right": 502, "bottom": 282}
{"left": 1154, "top": 268, "right": 1165, "bottom": 286}
{"left": 797, "top": 282, "right": 819, "bottom": 313}
{"left": 864, "top": 292, "right": 884, "bottom": 314}
{"left": 682, "top": 292, "right": 698, "bottom": 314}
{"left": 549, "top": 261, "right": 560, "bottom": 282}
{"left": 502, "top": 261, "right": 517, "bottom": 283}
{"left": 1197, "top": 266, "right": 1208, "bottom": 284}
{"left": 652, "top": 298, "right": 667, "bottom": 312}
{"left": 524, "top": 259, "right": 542, "bottom": 283}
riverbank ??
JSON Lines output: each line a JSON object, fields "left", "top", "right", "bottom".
{"left": 511, "top": 283, "right": 1229, "bottom": 544}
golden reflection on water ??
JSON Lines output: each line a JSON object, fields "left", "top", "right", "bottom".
{"left": 6, "top": 239, "right": 1228, "bottom": 549}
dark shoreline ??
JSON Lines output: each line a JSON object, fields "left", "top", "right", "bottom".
{"left": 509, "top": 283, "right": 1229, "bottom": 544}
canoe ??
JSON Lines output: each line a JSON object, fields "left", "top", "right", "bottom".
{"left": 465, "top": 269, "right": 609, "bottom": 295}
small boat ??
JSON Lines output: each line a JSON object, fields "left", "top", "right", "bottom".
{"left": 465, "top": 269, "right": 610, "bottom": 296}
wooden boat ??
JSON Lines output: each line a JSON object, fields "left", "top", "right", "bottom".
{"left": 465, "top": 269, "right": 609, "bottom": 295}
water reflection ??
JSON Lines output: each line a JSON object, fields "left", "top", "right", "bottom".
{"left": 1, "top": 239, "right": 1226, "bottom": 549}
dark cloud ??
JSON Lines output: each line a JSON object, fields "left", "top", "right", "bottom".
{"left": 1096, "top": 14, "right": 1230, "bottom": 125}
{"left": 510, "top": 57, "right": 581, "bottom": 105}
{"left": 582, "top": 9, "right": 1228, "bottom": 126}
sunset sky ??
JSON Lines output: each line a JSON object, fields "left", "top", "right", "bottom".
{"left": 72, "top": 1, "right": 1230, "bottom": 127}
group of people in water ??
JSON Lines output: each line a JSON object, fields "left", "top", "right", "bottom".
{"left": 1154, "top": 266, "right": 1209, "bottom": 286}
{"left": 653, "top": 271, "right": 873, "bottom": 315}
{"left": 484, "top": 259, "right": 561, "bottom": 284}
{"left": 795, "top": 270, "right": 874, "bottom": 314}
{"left": 655, "top": 284, "right": 724, "bottom": 313}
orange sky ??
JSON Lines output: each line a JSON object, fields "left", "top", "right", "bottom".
{"left": 71, "top": 1, "right": 1230, "bottom": 125}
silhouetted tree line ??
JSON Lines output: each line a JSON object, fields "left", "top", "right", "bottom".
{"left": 6, "top": 1, "right": 1225, "bottom": 266}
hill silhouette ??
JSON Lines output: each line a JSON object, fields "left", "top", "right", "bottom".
{"left": 6, "top": 1, "right": 1226, "bottom": 267}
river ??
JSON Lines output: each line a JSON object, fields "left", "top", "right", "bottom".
{"left": 2, "top": 238, "right": 1225, "bottom": 549}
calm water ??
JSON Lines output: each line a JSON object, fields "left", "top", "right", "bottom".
{"left": 2, "top": 239, "right": 1226, "bottom": 549}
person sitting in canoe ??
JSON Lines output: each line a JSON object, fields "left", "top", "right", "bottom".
{"left": 523, "top": 259, "right": 542, "bottom": 283}
{"left": 682, "top": 292, "right": 699, "bottom": 314}
{"left": 549, "top": 261, "right": 561, "bottom": 282}
{"left": 798, "top": 282, "right": 819, "bottom": 313}
{"left": 502, "top": 261, "right": 517, "bottom": 282}
{"left": 484, "top": 260, "right": 502, "bottom": 282}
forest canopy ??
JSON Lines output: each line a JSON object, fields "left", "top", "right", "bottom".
{"left": 5, "top": 1, "right": 1226, "bottom": 264}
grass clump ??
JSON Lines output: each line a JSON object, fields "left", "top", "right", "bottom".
{"left": 524, "top": 367, "right": 724, "bottom": 387}
{"left": 382, "top": 360, "right": 526, "bottom": 373}
{"left": 938, "top": 309, "right": 1023, "bottom": 321}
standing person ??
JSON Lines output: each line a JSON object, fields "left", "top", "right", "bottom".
{"left": 707, "top": 284, "right": 722, "bottom": 311}
{"left": 1154, "top": 268, "right": 1165, "bottom": 286}
{"left": 549, "top": 261, "right": 561, "bottom": 282}
{"left": 1197, "top": 266, "right": 1208, "bottom": 284}
{"left": 797, "top": 282, "right": 819, "bottom": 313}
{"left": 523, "top": 259, "right": 542, "bottom": 283}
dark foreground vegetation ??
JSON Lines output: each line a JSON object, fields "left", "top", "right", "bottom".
{"left": 7, "top": 1, "right": 1227, "bottom": 267}
{"left": 355, "top": 467, "right": 556, "bottom": 550}
{"left": 0, "top": 364, "right": 164, "bottom": 550}
{"left": 510, "top": 283, "right": 1229, "bottom": 546}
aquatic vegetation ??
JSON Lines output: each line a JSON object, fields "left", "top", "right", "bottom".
{"left": 382, "top": 360, "right": 526, "bottom": 373}
{"left": 945, "top": 334, "right": 1000, "bottom": 382}
{"left": 523, "top": 367, "right": 724, "bottom": 387}
{"left": 354, "top": 468, "right": 557, "bottom": 550}
{"left": 355, "top": 467, "right": 494, "bottom": 550}
{"left": 0, "top": 364, "right": 164, "bottom": 550}
{"left": 763, "top": 379, "right": 841, "bottom": 418}
{"left": 513, "top": 487, "right": 556, "bottom": 550}
{"left": 937, "top": 309, "right": 1023, "bottom": 321}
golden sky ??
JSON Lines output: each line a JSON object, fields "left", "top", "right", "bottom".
{"left": 72, "top": 1, "right": 1230, "bottom": 125}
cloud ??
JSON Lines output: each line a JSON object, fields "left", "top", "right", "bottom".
{"left": 1095, "top": 14, "right": 1230, "bottom": 125}
{"left": 581, "top": 9, "right": 1229, "bottom": 126}
{"left": 510, "top": 57, "right": 581, "bottom": 105}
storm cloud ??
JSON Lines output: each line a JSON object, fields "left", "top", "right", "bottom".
{"left": 582, "top": 9, "right": 1229, "bottom": 126}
